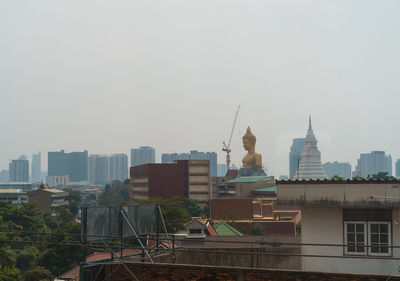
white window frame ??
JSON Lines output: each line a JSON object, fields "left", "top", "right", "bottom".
{"left": 344, "top": 221, "right": 367, "bottom": 255}
{"left": 368, "top": 221, "right": 391, "bottom": 257}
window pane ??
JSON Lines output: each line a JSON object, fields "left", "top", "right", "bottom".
{"left": 370, "top": 224, "right": 378, "bottom": 233}
{"left": 380, "top": 224, "right": 388, "bottom": 233}
{"left": 347, "top": 224, "right": 355, "bottom": 232}
{"left": 357, "top": 234, "right": 364, "bottom": 243}
{"left": 371, "top": 234, "right": 379, "bottom": 243}
{"left": 371, "top": 245, "right": 379, "bottom": 253}
{"left": 381, "top": 234, "right": 388, "bottom": 243}
{"left": 347, "top": 233, "right": 355, "bottom": 243}
{"left": 356, "top": 224, "right": 364, "bottom": 232}
{"left": 381, "top": 246, "right": 388, "bottom": 253}
{"left": 348, "top": 246, "right": 355, "bottom": 252}
{"left": 356, "top": 246, "right": 365, "bottom": 253}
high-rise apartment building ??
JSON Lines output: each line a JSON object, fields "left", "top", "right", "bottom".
{"left": 89, "top": 154, "right": 128, "bottom": 186}
{"left": 48, "top": 150, "right": 88, "bottom": 182}
{"left": 396, "top": 159, "right": 400, "bottom": 178}
{"left": 9, "top": 157, "right": 29, "bottom": 182}
{"left": 130, "top": 146, "right": 155, "bottom": 167}
{"left": 31, "top": 152, "right": 41, "bottom": 183}
{"left": 162, "top": 150, "right": 217, "bottom": 177}
{"left": 355, "top": 151, "right": 392, "bottom": 178}
{"left": 0, "top": 170, "right": 9, "bottom": 183}
{"left": 289, "top": 138, "right": 304, "bottom": 179}
{"left": 323, "top": 161, "right": 352, "bottom": 179}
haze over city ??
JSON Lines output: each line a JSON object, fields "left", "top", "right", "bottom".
{"left": 1, "top": 0, "right": 400, "bottom": 176}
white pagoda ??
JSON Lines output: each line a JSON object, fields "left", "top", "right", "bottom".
{"left": 295, "top": 116, "right": 328, "bottom": 180}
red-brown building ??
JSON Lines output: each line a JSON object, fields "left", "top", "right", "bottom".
{"left": 130, "top": 160, "right": 210, "bottom": 206}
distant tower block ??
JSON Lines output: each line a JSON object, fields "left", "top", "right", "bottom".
{"left": 296, "top": 116, "right": 328, "bottom": 180}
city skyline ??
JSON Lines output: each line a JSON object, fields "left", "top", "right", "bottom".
{"left": 1, "top": 1, "right": 400, "bottom": 176}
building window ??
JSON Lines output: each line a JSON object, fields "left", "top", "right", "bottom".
{"left": 344, "top": 209, "right": 392, "bottom": 257}
{"left": 368, "top": 222, "right": 391, "bottom": 256}
{"left": 344, "top": 222, "right": 366, "bottom": 255}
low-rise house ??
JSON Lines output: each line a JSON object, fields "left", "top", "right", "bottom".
{"left": 28, "top": 183, "right": 68, "bottom": 215}
{"left": 211, "top": 197, "right": 301, "bottom": 236}
{"left": 0, "top": 189, "right": 28, "bottom": 206}
{"left": 277, "top": 178, "right": 400, "bottom": 275}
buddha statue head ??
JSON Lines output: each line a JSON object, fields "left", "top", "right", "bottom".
{"left": 242, "top": 126, "right": 262, "bottom": 170}
{"left": 242, "top": 127, "right": 256, "bottom": 152}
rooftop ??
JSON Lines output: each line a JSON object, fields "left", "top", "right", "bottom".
{"left": 0, "top": 189, "right": 26, "bottom": 194}
{"left": 228, "top": 176, "right": 273, "bottom": 184}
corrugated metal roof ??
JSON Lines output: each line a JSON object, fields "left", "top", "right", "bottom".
{"left": 214, "top": 221, "right": 243, "bottom": 236}
{"left": 228, "top": 176, "right": 273, "bottom": 183}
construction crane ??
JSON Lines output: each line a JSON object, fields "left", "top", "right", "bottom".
{"left": 222, "top": 105, "right": 240, "bottom": 170}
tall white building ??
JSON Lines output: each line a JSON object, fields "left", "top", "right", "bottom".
{"left": 130, "top": 146, "right": 155, "bottom": 167}
{"left": 9, "top": 156, "right": 29, "bottom": 182}
{"left": 355, "top": 151, "right": 392, "bottom": 178}
{"left": 295, "top": 117, "right": 327, "bottom": 180}
{"left": 89, "top": 154, "right": 128, "bottom": 186}
{"left": 32, "top": 152, "right": 41, "bottom": 183}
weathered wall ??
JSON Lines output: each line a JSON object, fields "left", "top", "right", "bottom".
{"left": 91, "top": 262, "right": 400, "bottom": 281}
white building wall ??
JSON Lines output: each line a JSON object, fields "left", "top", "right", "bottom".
{"left": 302, "top": 206, "right": 400, "bottom": 275}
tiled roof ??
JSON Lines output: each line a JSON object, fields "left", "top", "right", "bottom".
{"left": 277, "top": 178, "right": 400, "bottom": 184}
{"left": 86, "top": 250, "right": 140, "bottom": 262}
{"left": 252, "top": 185, "right": 277, "bottom": 192}
{"left": 205, "top": 221, "right": 218, "bottom": 236}
{"left": 228, "top": 176, "right": 273, "bottom": 183}
{"left": 214, "top": 221, "right": 244, "bottom": 236}
{"left": 58, "top": 265, "right": 80, "bottom": 281}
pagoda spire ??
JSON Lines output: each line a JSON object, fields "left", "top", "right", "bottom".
{"left": 295, "top": 116, "right": 327, "bottom": 180}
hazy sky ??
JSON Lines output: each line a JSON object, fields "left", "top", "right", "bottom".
{"left": 1, "top": 0, "right": 400, "bottom": 176}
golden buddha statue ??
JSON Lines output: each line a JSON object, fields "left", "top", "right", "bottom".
{"left": 242, "top": 127, "right": 262, "bottom": 171}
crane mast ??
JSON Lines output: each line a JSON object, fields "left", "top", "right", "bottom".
{"left": 222, "top": 106, "right": 240, "bottom": 170}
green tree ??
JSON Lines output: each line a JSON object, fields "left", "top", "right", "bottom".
{"left": 0, "top": 265, "right": 21, "bottom": 281}
{"left": 63, "top": 188, "right": 81, "bottom": 217}
{"left": 371, "top": 172, "right": 395, "bottom": 180}
{"left": 331, "top": 175, "right": 344, "bottom": 180}
{"left": 16, "top": 247, "right": 39, "bottom": 271}
{"left": 23, "top": 267, "right": 53, "bottom": 281}
{"left": 183, "top": 198, "right": 201, "bottom": 217}
{"left": 139, "top": 197, "right": 191, "bottom": 233}
{"left": 98, "top": 181, "right": 131, "bottom": 206}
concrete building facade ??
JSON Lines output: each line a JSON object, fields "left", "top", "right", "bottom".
{"left": 9, "top": 158, "right": 29, "bottom": 182}
{"left": 162, "top": 151, "right": 217, "bottom": 177}
{"left": 48, "top": 150, "right": 88, "bottom": 182}
{"left": 130, "top": 160, "right": 210, "bottom": 206}
{"left": 277, "top": 179, "right": 400, "bottom": 275}
{"left": 323, "top": 161, "right": 352, "bottom": 179}
{"left": 28, "top": 183, "right": 68, "bottom": 216}
{"left": 355, "top": 151, "right": 392, "bottom": 178}
{"left": 0, "top": 189, "right": 28, "bottom": 205}
{"left": 31, "top": 151, "right": 41, "bottom": 183}
{"left": 88, "top": 154, "right": 128, "bottom": 186}
{"left": 130, "top": 146, "right": 155, "bottom": 167}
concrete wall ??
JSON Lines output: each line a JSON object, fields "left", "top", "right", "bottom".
{"left": 302, "top": 206, "right": 400, "bottom": 275}
{"left": 89, "top": 262, "right": 400, "bottom": 281}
